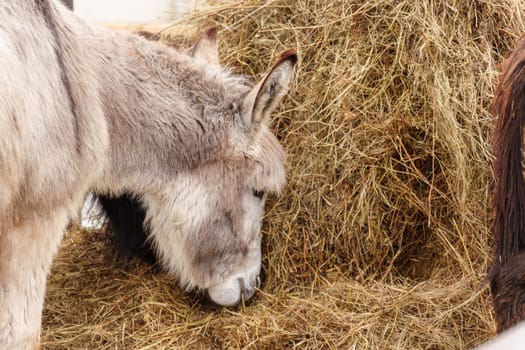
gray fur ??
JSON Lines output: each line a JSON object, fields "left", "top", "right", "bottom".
{"left": 0, "top": 1, "right": 296, "bottom": 348}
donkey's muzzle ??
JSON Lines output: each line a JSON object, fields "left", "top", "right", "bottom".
{"left": 206, "top": 274, "right": 260, "bottom": 307}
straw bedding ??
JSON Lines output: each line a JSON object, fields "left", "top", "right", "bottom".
{"left": 41, "top": 0, "right": 525, "bottom": 348}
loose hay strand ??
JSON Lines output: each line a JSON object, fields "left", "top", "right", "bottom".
{"left": 41, "top": 0, "right": 525, "bottom": 349}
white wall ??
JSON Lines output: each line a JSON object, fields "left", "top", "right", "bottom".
{"left": 475, "top": 322, "right": 525, "bottom": 350}
{"left": 74, "top": 0, "right": 199, "bottom": 24}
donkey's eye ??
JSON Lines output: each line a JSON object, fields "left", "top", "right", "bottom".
{"left": 252, "top": 189, "right": 265, "bottom": 200}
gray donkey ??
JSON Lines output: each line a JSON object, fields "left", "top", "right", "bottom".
{"left": 0, "top": 1, "right": 297, "bottom": 349}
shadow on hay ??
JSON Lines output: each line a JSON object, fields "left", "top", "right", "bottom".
{"left": 97, "top": 194, "right": 157, "bottom": 265}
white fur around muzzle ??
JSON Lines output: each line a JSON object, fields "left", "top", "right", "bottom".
{"left": 207, "top": 267, "right": 260, "bottom": 306}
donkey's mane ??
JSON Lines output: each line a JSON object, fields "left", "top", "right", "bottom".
{"left": 127, "top": 31, "right": 254, "bottom": 108}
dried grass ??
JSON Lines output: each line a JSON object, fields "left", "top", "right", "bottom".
{"left": 42, "top": 0, "right": 525, "bottom": 348}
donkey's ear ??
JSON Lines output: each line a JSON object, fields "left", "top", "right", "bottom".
{"left": 192, "top": 26, "right": 219, "bottom": 65}
{"left": 242, "top": 49, "right": 298, "bottom": 129}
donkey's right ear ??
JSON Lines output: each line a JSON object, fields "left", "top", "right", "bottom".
{"left": 242, "top": 49, "right": 298, "bottom": 130}
{"left": 192, "top": 26, "right": 219, "bottom": 65}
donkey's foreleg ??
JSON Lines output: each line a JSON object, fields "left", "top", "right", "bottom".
{"left": 0, "top": 208, "right": 70, "bottom": 350}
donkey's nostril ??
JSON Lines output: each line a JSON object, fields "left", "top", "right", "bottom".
{"left": 238, "top": 277, "right": 256, "bottom": 301}
{"left": 255, "top": 275, "right": 261, "bottom": 289}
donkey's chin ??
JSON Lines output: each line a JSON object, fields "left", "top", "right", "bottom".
{"left": 207, "top": 273, "right": 260, "bottom": 307}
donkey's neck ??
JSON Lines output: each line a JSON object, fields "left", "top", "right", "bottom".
{"left": 93, "top": 30, "right": 242, "bottom": 194}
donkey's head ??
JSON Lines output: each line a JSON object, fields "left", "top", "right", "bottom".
{"left": 142, "top": 28, "right": 296, "bottom": 306}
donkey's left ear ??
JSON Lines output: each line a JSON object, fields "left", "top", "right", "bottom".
{"left": 192, "top": 26, "right": 219, "bottom": 65}
{"left": 242, "top": 49, "right": 298, "bottom": 128}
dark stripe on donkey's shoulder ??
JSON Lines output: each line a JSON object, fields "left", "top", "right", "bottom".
{"left": 36, "top": 0, "right": 82, "bottom": 156}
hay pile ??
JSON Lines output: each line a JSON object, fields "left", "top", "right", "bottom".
{"left": 42, "top": 0, "right": 525, "bottom": 348}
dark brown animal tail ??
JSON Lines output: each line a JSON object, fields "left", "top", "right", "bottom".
{"left": 490, "top": 35, "right": 525, "bottom": 332}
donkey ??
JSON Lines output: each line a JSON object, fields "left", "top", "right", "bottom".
{"left": 0, "top": 1, "right": 297, "bottom": 349}
{"left": 489, "top": 33, "right": 525, "bottom": 332}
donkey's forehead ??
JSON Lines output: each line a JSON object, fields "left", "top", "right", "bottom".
{"left": 245, "top": 127, "right": 286, "bottom": 194}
